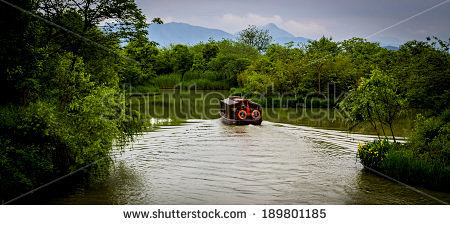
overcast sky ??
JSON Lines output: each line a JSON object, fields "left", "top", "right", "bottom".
{"left": 136, "top": 0, "right": 450, "bottom": 42}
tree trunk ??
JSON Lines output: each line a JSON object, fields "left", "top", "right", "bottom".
{"left": 370, "top": 120, "right": 380, "bottom": 140}
{"left": 23, "top": 88, "right": 29, "bottom": 106}
{"left": 389, "top": 122, "right": 396, "bottom": 143}
{"left": 380, "top": 123, "right": 387, "bottom": 138}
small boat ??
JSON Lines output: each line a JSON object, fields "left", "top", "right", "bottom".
{"left": 220, "top": 96, "right": 262, "bottom": 125}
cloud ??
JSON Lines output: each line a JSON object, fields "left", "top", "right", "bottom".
{"left": 160, "top": 16, "right": 174, "bottom": 24}
{"left": 220, "top": 13, "right": 283, "bottom": 31}
{"left": 217, "top": 13, "right": 328, "bottom": 38}
{"left": 281, "top": 20, "right": 329, "bottom": 38}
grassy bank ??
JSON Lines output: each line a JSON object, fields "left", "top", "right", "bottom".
{"left": 357, "top": 110, "right": 450, "bottom": 192}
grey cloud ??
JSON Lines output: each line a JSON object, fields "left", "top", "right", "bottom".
{"left": 136, "top": 0, "right": 450, "bottom": 42}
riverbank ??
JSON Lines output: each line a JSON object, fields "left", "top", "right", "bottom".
{"left": 357, "top": 110, "right": 450, "bottom": 192}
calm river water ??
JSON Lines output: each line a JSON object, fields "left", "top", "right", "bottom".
{"left": 36, "top": 90, "right": 450, "bottom": 204}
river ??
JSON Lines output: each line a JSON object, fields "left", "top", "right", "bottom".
{"left": 32, "top": 90, "right": 450, "bottom": 204}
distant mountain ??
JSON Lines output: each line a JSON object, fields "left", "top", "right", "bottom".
{"left": 382, "top": 45, "right": 399, "bottom": 50}
{"left": 259, "top": 23, "right": 310, "bottom": 45}
{"left": 260, "top": 23, "right": 295, "bottom": 38}
{"left": 147, "top": 22, "right": 234, "bottom": 46}
{"left": 369, "top": 36, "right": 404, "bottom": 48}
{"left": 147, "top": 22, "right": 311, "bottom": 47}
{"left": 146, "top": 22, "right": 404, "bottom": 49}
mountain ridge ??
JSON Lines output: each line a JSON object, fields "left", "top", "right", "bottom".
{"left": 145, "top": 22, "right": 401, "bottom": 49}
{"left": 147, "top": 22, "right": 311, "bottom": 46}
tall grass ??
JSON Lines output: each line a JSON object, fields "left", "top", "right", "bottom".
{"left": 381, "top": 149, "right": 450, "bottom": 190}
{"left": 153, "top": 71, "right": 229, "bottom": 90}
{"left": 182, "top": 79, "right": 230, "bottom": 89}
{"left": 153, "top": 73, "right": 181, "bottom": 88}
{"left": 183, "top": 70, "right": 223, "bottom": 81}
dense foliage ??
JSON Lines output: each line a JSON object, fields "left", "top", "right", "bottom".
{"left": 125, "top": 39, "right": 260, "bottom": 90}
{"left": 340, "top": 69, "right": 406, "bottom": 142}
{"left": 409, "top": 110, "right": 450, "bottom": 165}
{"left": 130, "top": 35, "right": 448, "bottom": 115}
{"left": 236, "top": 37, "right": 448, "bottom": 111}
{"left": 0, "top": 0, "right": 149, "bottom": 201}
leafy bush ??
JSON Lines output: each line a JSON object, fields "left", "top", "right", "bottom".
{"left": 408, "top": 109, "right": 450, "bottom": 163}
{"left": 0, "top": 88, "right": 143, "bottom": 200}
{"left": 357, "top": 139, "right": 394, "bottom": 169}
{"left": 0, "top": 103, "right": 56, "bottom": 197}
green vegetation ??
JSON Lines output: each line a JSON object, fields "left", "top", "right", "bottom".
{"left": 409, "top": 110, "right": 450, "bottom": 162}
{"left": 357, "top": 139, "right": 396, "bottom": 170}
{"left": 237, "top": 25, "right": 273, "bottom": 52}
{"left": 128, "top": 34, "right": 448, "bottom": 112}
{"left": 124, "top": 26, "right": 447, "bottom": 115}
{"left": 235, "top": 37, "right": 448, "bottom": 111}
{"left": 349, "top": 66, "right": 449, "bottom": 191}
{"left": 0, "top": 0, "right": 449, "bottom": 201}
{"left": 358, "top": 138, "right": 449, "bottom": 191}
{"left": 127, "top": 39, "right": 259, "bottom": 90}
{"left": 341, "top": 69, "right": 406, "bottom": 142}
{"left": 0, "top": 0, "right": 153, "bottom": 201}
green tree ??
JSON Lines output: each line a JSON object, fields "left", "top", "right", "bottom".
{"left": 0, "top": 0, "right": 147, "bottom": 200}
{"left": 341, "top": 69, "right": 405, "bottom": 142}
{"left": 237, "top": 25, "right": 273, "bottom": 52}
{"left": 340, "top": 37, "right": 389, "bottom": 77}
{"left": 40, "top": 0, "right": 148, "bottom": 38}
{"left": 170, "top": 44, "right": 193, "bottom": 80}
{"left": 121, "top": 37, "right": 159, "bottom": 84}
{"left": 306, "top": 37, "right": 340, "bottom": 94}
{"left": 202, "top": 42, "right": 219, "bottom": 63}
{"left": 390, "top": 38, "right": 450, "bottom": 112}
{"left": 0, "top": 0, "right": 42, "bottom": 105}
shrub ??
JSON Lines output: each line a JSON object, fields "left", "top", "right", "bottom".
{"left": 357, "top": 139, "right": 394, "bottom": 169}
{"left": 0, "top": 88, "right": 143, "bottom": 200}
{"left": 0, "top": 103, "right": 57, "bottom": 198}
{"left": 408, "top": 109, "right": 450, "bottom": 163}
